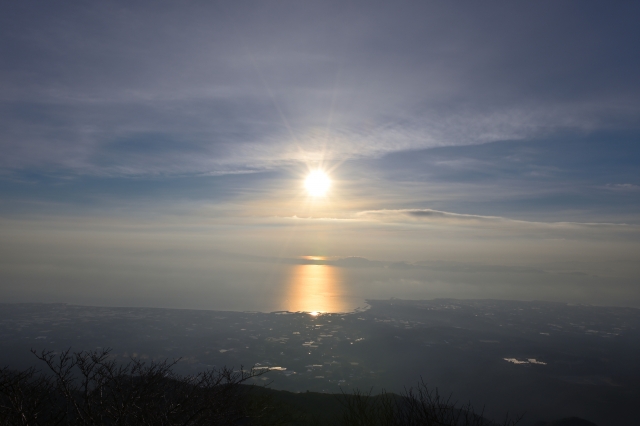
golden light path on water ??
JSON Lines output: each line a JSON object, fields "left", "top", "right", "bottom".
{"left": 285, "top": 263, "right": 349, "bottom": 314}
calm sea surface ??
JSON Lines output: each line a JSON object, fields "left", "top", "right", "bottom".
{"left": 3, "top": 258, "right": 637, "bottom": 310}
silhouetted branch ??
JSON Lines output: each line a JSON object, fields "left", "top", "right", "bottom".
{"left": 1, "top": 348, "right": 271, "bottom": 426}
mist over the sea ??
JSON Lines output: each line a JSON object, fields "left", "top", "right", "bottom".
{"left": 2, "top": 220, "right": 638, "bottom": 310}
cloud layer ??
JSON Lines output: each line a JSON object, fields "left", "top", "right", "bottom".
{"left": 1, "top": 1, "right": 639, "bottom": 176}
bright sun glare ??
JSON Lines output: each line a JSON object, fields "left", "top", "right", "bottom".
{"left": 305, "top": 170, "right": 331, "bottom": 197}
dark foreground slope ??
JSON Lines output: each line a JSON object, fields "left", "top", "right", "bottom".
{"left": 0, "top": 349, "right": 509, "bottom": 425}
{"left": 0, "top": 348, "right": 595, "bottom": 426}
{"left": 250, "top": 387, "right": 597, "bottom": 426}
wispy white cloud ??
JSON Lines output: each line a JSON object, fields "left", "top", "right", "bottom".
{"left": 601, "top": 183, "right": 640, "bottom": 192}
{"left": 354, "top": 208, "right": 639, "bottom": 230}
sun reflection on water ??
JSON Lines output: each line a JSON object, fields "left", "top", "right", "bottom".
{"left": 286, "top": 264, "right": 348, "bottom": 314}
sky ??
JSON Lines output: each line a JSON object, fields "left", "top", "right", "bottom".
{"left": 1, "top": 1, "right": 640, "bottom": 308}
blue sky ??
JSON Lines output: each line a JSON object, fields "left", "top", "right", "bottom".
{"left": 1, "top": 1, "right": 639, "bottom": 307}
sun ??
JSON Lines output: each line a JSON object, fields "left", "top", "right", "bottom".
{"left": 305, "top": 170, "right": 331, "bottom": 197}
